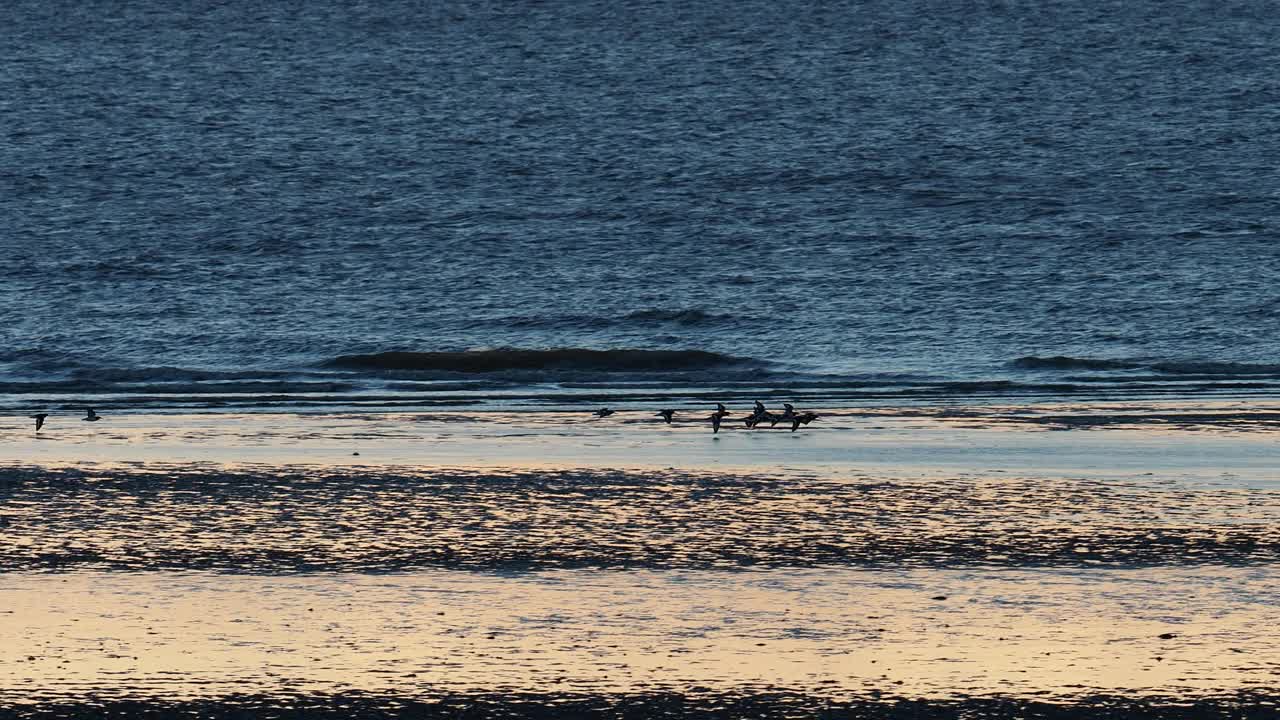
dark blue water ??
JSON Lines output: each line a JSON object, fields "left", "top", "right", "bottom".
{"left": 5, "top": 0, "right": 1280, "bottom": 409}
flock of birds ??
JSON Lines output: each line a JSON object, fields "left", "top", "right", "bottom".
{"left": 27, "top": 404, "right": 818, "bottom": 435}
{"left": 28, "top": 409, "right": 99, "bottom": 432}
{"left": 593, "top": 401, "right": 819, "bottom": 433}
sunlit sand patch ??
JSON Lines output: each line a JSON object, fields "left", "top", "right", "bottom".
{"left": 0, "top": 568, "right": 1276, "bottom": 703}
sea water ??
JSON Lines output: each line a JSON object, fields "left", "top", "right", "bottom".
{"left": 3, "top": 0, "right": 1280, "bottom": 412}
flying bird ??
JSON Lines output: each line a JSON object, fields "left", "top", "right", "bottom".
{"left": 744, "top": 400, "right": 774, "bottom": 428}
{"left": 773, "top": 403, "right": 796, "bottom": 427}
{"left": 82, "top": 408, "right": 101, "bottom": 422}
{"left": 592, "top": 407, "right": 615, "bottom": 418}
{"left": 656, "top": 409, "right": 675, "bottom": 424}
{"left": 791, "top": 412, "right": 819, "bottom": 432}
{"left": 30, "top": 413, "right": 48, "bottom": 432}
{"left": 709, "top": 403, "right": 731, "bottom": 434}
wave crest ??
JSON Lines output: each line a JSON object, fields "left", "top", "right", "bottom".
{"left": 1012, "top": 356, "right": 1142, "bottom": 371}
{"left": 325, "top": 348, "right": 752, "bottom": 374}
{"left": 1014, "top": 355, "right": 1280, "bottom": 377}
{"left": 620, "top": 308, "right": 734, "bottom": 325}
{"left": 1150, "top": 361, "right": 1280, "bottom": 376}
{"left": 488, "top": 308, "right": 738, "bottom": 330}
{"left": 69, "top": 366, "right": 294, "bottom": 383}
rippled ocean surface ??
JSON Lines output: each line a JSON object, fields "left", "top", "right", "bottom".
{"left": 4, "top": 0, "right": 1280, "bottom": 412}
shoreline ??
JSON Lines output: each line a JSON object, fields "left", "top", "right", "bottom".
{"left": 4, "top": 399, "right": 1280, "bottom": 485}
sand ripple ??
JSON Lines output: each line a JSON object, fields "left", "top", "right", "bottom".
{"left": 2, "top": 465, "right": 1277, "bottom": 572}
{"left": 2, "top": 691, "right": 1277, "bottom": 719}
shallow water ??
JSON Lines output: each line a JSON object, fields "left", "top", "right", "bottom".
{"left": 8, "top": 402, "right": 1280, "bottom": 484}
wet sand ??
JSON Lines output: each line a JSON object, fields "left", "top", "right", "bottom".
{"left": 6, "top": 400, "right": 1280, "bottom": 483}
{"left": 2, "top": 568, "right": 1278, "bottom": 702}
{"left": 3, "top": 402, "right": 1279, "bottom": 716}
{"left": 1, "top": 464, "right": 1277, "bottom": 572}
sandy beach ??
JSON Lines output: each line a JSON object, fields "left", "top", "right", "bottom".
{"left": 3, "top": 401, "right": 1278, "bottom": 717}
{"left": 2, "top": 567, "right": 1277, "bottom": 701}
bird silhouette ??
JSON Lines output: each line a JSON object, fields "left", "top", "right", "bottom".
{"left": 791, "top": 412, "right": 819, "bottom": 432}
{"left": 709, "top": 403, "right": 731, "bottom": 434}
{"left": 82, "top": 409, "right": 101, "bottom": 422}
{"left": 773, "top": 403, "right": 796, "bottom": 427}
{"left": 744, "top": 400, "right": 773, "bottom": 428}
{"left": 592, "top": 407, "right": 615, "bottom": 418}
{"left": 656, "top": 409, "right": 675, "bottom": 424}
{"left": 30, "top": 413, "right": 48, "bottom": 432}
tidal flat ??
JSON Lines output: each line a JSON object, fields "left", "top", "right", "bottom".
{"left": 2, "top": 404, "right": 1278, "bottom": 717}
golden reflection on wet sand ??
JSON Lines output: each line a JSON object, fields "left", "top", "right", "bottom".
{"left": 1, "top": 568, "right": 1277, "bottom": 703}
{"left": 3, "top": 465, "right": 1277, "bottom": 572}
